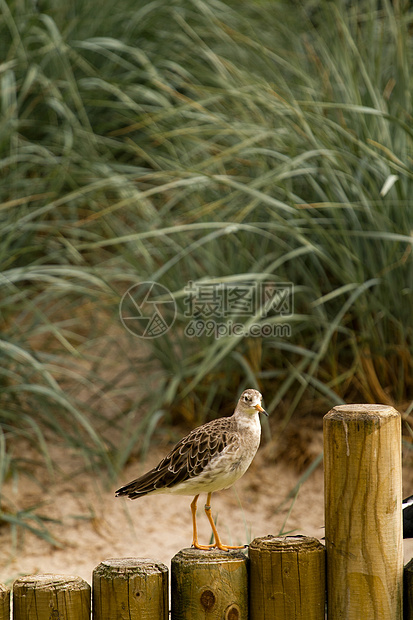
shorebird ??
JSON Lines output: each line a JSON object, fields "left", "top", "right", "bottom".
{"left": 116, "top": 388, "right": 267, "bottom": 551}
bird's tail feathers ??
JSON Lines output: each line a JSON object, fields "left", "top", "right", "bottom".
{"left": 115, "top": 467, "right": 163, "bottom": 499}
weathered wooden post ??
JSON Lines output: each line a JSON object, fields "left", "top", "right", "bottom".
{"left": 0, "top": 583, "right": 9, "bottom": 620}
{"left": 13, "top": 574, "right": 90, "bottom": 619}
{"left": 92, "top": 557, "right": 168, "bottom": 620}
{"left": 171, "top": 548, "right": 248, "bottom": 619}
{"left": 324, "top": 404, "right": 403, "bottom": 619}
{"left": 248, "top": 534, "right": 325, "bottom": 619}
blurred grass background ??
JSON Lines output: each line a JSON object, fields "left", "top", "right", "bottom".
{"left": 1, "top": 0, "right": 412, "bottom": 537}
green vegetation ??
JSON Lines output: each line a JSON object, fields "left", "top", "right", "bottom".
{"left": 1, "top": 0, "right": 412, "bottom": 534}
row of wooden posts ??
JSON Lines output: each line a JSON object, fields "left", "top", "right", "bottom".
{"left": 2, "top": 404, "right": 413, "bottom": 619}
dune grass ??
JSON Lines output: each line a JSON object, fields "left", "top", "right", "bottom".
{"left": 1, "top": 0, "right": 412, "bottom": 536}
{"left": 83, "top": 0, "right": 411, "bottom": 423}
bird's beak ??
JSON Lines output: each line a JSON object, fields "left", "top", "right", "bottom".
{"left": 255, "top": 403, "right": 268, "bottom": 416}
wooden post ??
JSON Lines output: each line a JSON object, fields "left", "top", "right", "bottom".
{"left": 248, "top": 534, "right": 325, "bottom": 619}
{"left": 92, "top": 557, "right": 168, "bottom": 620}
{"left": 13, "top": 574, "right": 90, "bottom": 620}
{"left": 324, "top": 404, "right": 403, "bottom": 619}
{"left": 0, "top": 583, "right": 10, "bottom": 620}
{"left": 171, "top": 548, "right": 248, "bottom": 620}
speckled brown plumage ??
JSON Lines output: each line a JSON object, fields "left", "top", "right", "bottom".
{"left": 116, "top": 388, "right": 267, "bottom": 550}
{"left": 116, "top": 417, "right": 241, "bottom": 497}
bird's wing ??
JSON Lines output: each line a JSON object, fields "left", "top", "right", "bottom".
{"left": 115, "top": 418, "right": 238, "bottom": 499}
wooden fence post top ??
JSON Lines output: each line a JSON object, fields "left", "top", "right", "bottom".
{"left": 249, "top": 535, "right": 324, "bottom": 553}
{"left": 94, "top": 557, "right": 168, "bottom": 577}
{"left": 249, "top": 535, "right": 326, "bottom": 620}
{"left": 0, "top": 584, "right": 8, "bottom": 598}
{"left": 13, "top": 574, "right": 90, "bottom": 620}
{"left": 172, "top": 547, "right": 247, "bottom": 564}
{"left": 171, "top": 548, "right": 248, "bottom": 619}
{"left": 324, "top": 403, "right": 399, "bottom": 421}
{"left": 324, "top": 402, "right": 402, "bottom": 619}
{"left": 0, "top": 582, "right": 9, "bottom": 620}
{"left": 93, "top": 557, "right": 168, "bottom": 620}
{"left": 13, "top": 574, "right": 89, "bottom": 591}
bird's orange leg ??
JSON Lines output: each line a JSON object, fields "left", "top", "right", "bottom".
{"left": 204, "top": 492, "right": 247, "bottom": 551}
{"left": 190, "top": 495, "right": 215, "bottom": 550}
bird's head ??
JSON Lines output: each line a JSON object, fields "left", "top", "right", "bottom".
{"left": 237, "top": 389, "right": 268, "bottom": 416}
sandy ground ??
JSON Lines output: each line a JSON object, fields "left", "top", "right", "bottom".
{"left": 1, "top": 428, "right": 413, "bottom": 589}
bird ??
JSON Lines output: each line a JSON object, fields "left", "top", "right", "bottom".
{"left": 116, "top": 388, "right": 268, "bottom": 551}
{"left": 403, "top": 495, "right": 413, "bottom": 538}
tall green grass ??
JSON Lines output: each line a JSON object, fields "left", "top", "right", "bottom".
{"left": 79, "top": 0, "right": 411, "bottom": 424}
{"left": 1, "top": 0, "right": 412, "bottom": 535}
